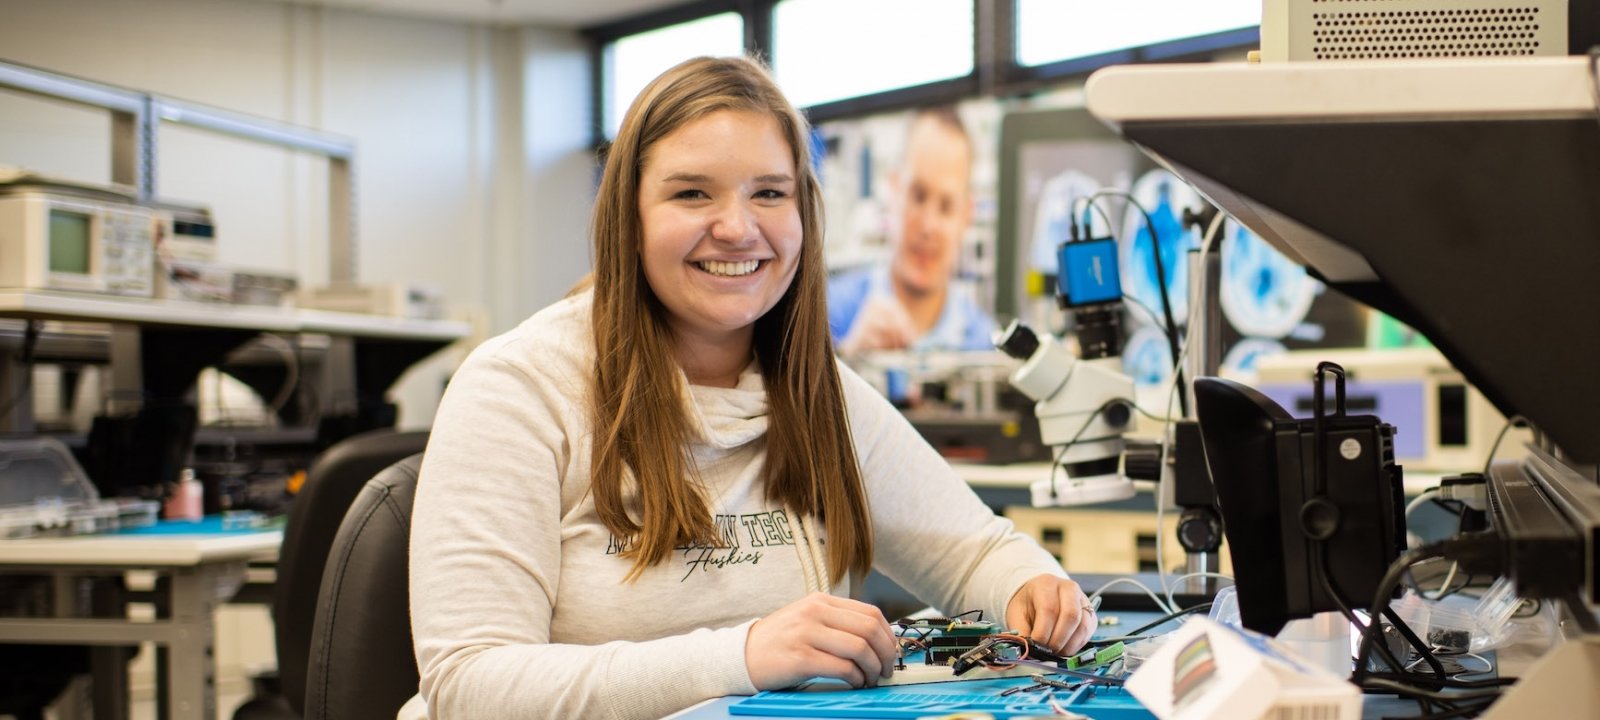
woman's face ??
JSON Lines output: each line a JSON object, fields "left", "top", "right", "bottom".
{"left": 891, "top": 116, "right": 972, "bottom": 299}
{"left": 637, "top": 109, "right": 803, "bottom": 348}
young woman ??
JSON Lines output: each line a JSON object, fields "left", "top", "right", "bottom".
{"left": 407, "top": 56, "right": 1093, "bottom": 719}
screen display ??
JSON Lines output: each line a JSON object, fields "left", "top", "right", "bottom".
{"left": 48, "top": 209, "right": 92, "bottom": 274}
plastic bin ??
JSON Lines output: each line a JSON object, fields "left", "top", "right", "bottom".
{"left": 0, "top": 436, "right": 151, "bottom": 539}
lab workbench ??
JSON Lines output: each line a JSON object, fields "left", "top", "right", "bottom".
{"left": 0, "top": 520, "right": 281, "bottom": 720}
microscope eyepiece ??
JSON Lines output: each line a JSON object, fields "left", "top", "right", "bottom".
{"left": 995, "top": 319, "right": 1040, "bottom": 360}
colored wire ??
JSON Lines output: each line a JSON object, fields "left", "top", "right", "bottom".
{"left": 1353, "top": 537, "right": 1507, "bottom": 695}
{"left": 1481, "top": 414, "right": 1531, "bottom": 476}
{"left": 1430, "top": 562, "right": 1460, "bottom": 600}
{"left": 1070, "top": 195, "right": 1118, "bottom": 240}
{"left": 1087, "top": 577, "right": 1173, "bottom": 615}
{"left": 1088, "top": 601, "right": 1213, "bottom": 647}
{"left": 1163, "top": 572, "right": 1232, "bottom": 612}
{"left": 1452, "top": 653, "right": 1493, "bottom": 678}
{"left": 1122, "top": 292, "right": 1169, "bottom": 334}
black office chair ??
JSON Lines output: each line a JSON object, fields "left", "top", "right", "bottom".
{"left": 303, "top": 454, "right": 424, "bottom": 720}
{"left": 0, "top": 644, "right": 89, "bottom": 720}
{"left": 234, "top": 429, "right": 428, "bottom": 720}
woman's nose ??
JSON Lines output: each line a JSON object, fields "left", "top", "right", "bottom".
{"left": 710, "top": 200, "right": 756, "bottom": 242}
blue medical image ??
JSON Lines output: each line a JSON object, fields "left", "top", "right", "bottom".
{"left": 1122, "top": 324, "right": 1175, "bottom": 388}
{"left": 1219, "top": 222, "right": 1318, "bottom": 340}
{"left": 1121, "top": 171, "right": 1201, "bottom": 327}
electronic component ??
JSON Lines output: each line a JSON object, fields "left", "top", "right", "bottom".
{"left": 0, "top": 170, "right": 156, "bottom": 297}
{"left": 918, "top": 622, "right": 999, "bottom": 665}
{"left": 1486, "top": 446, "right": 1599, "bottom": 603}
{"left": 1066, "top": 640, "right": 1125, "bottom": 671}
{"left": 893, "top": 614, "right": 1002, "bottom": 666}
{"left": 154, "top": 201, "right": 217, "bottom": 262}
{"left": 302, "top": 282, "right": 443, "bottom": 319}
{"left": 1254, "top": 348, "right": 1515, "bottom": 475}
{"left": 1260, "top": 0, "right": 1586, "bottom": 63}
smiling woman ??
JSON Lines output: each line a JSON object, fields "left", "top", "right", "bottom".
{"left": 637, "top": 109, "right": 803, "bottom": 385}
{"left": 406, "top": 55, "right": 1092, "bottom": 720}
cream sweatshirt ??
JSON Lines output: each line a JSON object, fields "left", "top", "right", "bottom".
{"left": 407, "top": 290, "right": 1066, "bottom": 719}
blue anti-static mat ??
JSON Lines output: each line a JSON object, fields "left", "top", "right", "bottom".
{"left": 728, "top": 676, "right": 1155, "bottom": 719}
{"left": 113, "top": 515, "right": 280, "bottom": 535}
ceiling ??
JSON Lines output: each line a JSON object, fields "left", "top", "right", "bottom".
{"left": 260, "top": 0, "right": 691, "bottom": 29}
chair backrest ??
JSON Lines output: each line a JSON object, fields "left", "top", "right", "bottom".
{"left": 304, "top": 454, "right": 424, "bottom": 720}
{"left": 273, "top": 429, "right": 429, "bottom": 714}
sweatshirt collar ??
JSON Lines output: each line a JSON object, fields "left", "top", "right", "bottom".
{"left": 684, "top": 360, "right": 768, "bottom": 449}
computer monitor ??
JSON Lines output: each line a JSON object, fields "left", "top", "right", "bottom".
{"left": 1084, "top": 57, "right": 1600, "bottom": 467}
{"left": 1191, "top": 374, "right": 1406, "bottom": 636}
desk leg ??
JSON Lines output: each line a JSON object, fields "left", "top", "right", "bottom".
{"left": 161, "top": 566, "right": 225, "bottom": 720}
{"left": 49, "top": 573, "right": 93, "bottom": 720}
{"left": 90, "top": 576, "right": 130, "bottom": 720}
{"left": 90, "top": 645, "right": 129, "bottom": 720}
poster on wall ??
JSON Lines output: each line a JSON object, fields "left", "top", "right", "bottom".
{"left": 814, "top": 101, "right": 1370, "bottom": 411}
{"left": 815, "top": 99, "right": 1004, "bottom": 358}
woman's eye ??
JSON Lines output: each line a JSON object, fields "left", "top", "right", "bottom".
{"left": 675, "top": 189, "right": 708, "bottom": 200}
{"left": 754, "top": 189, "right": 789, "bottom": 200}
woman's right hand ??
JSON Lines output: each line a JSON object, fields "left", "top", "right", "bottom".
{"left": 837, "top": 295, "right": 917, "bottom": 356}
{"left": 745, "top": 592, "right": 898, "bottom": 690}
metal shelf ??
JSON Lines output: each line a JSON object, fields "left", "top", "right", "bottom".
{"left": 0, "top": 59, "right": 358, "bottom": 283}
{"left": 0, "top": 61, "right": 465, "bottom": 493}
{"left": 0, "top": 290, "right": 468, "bottom": 340}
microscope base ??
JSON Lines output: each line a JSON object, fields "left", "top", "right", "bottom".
{"left": 1030, "top": 473, "right": 1137, "bottom": 507}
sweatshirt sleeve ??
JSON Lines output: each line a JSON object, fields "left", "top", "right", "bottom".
{"left": 409, "top": 340, "right": 757, "bottom": 720}
{"left": 839, "top": 363, "right": 1068, "bottom": 623}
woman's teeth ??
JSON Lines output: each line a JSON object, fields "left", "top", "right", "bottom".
{"left": 698, "top": 260, "right": 760, "bottom": 277}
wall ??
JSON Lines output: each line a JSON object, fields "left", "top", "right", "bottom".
{"left": 0, "top": 0, "right": 597, "bottom": 427}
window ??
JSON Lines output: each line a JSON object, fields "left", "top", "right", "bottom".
{"left": 772, "top": 0, "right": 974, "bottom": 109}
{"left": 602, "top": 11, "right": 745, "bottom": 138}
{"left": 1014, "top": 0, "right": 1259, "bottom": 68}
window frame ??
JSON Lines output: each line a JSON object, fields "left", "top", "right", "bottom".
{"left": 582, "top": 0, "right": 768, "bottom": 147}
{"left": 581, "top": 0, "right": 1259, "bottom": 138}
{"left": 581, "top": 0, "right": 984, "bottom": 138}
{"left": 992, "top": 0, "right": 1259, "bottom": 97}
{"left": 766, "top": 0, "right": 982, "bottom": 123}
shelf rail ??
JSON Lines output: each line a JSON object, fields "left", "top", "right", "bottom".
{"left": 0, "top": 59, "right": 358, "bottom": 283}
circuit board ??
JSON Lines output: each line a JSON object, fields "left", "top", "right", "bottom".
{"left": 884, "top": 616, "right": 1124, "bottom": 687}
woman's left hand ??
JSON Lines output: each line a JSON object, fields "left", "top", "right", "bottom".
{"left": 1004, "top": 574, "right": 1095, "bottom": 656}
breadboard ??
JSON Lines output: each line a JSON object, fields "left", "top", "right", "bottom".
{"left": 875, "top": 662, "right": 1036, "bottom": 687}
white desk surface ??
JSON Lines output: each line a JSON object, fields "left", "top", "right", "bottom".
{"left": 0, "top": 289, "right": 469, "bottom": 340}
{"left": 949, "top": 461, "right": 1052, "bottom": 488}
{"left": 0, "top": 529, "right": 281, "bottom": 568}
{"left": 951, "top": 460, "right": 1448, "bottom": 497}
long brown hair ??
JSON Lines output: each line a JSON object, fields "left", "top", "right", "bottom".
{"left": 589, "top": 56, "right": 871, "bottom": 585}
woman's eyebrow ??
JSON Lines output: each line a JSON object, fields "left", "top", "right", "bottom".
{"left": 658, "top": 172, "right": 794, "bottom": 184}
